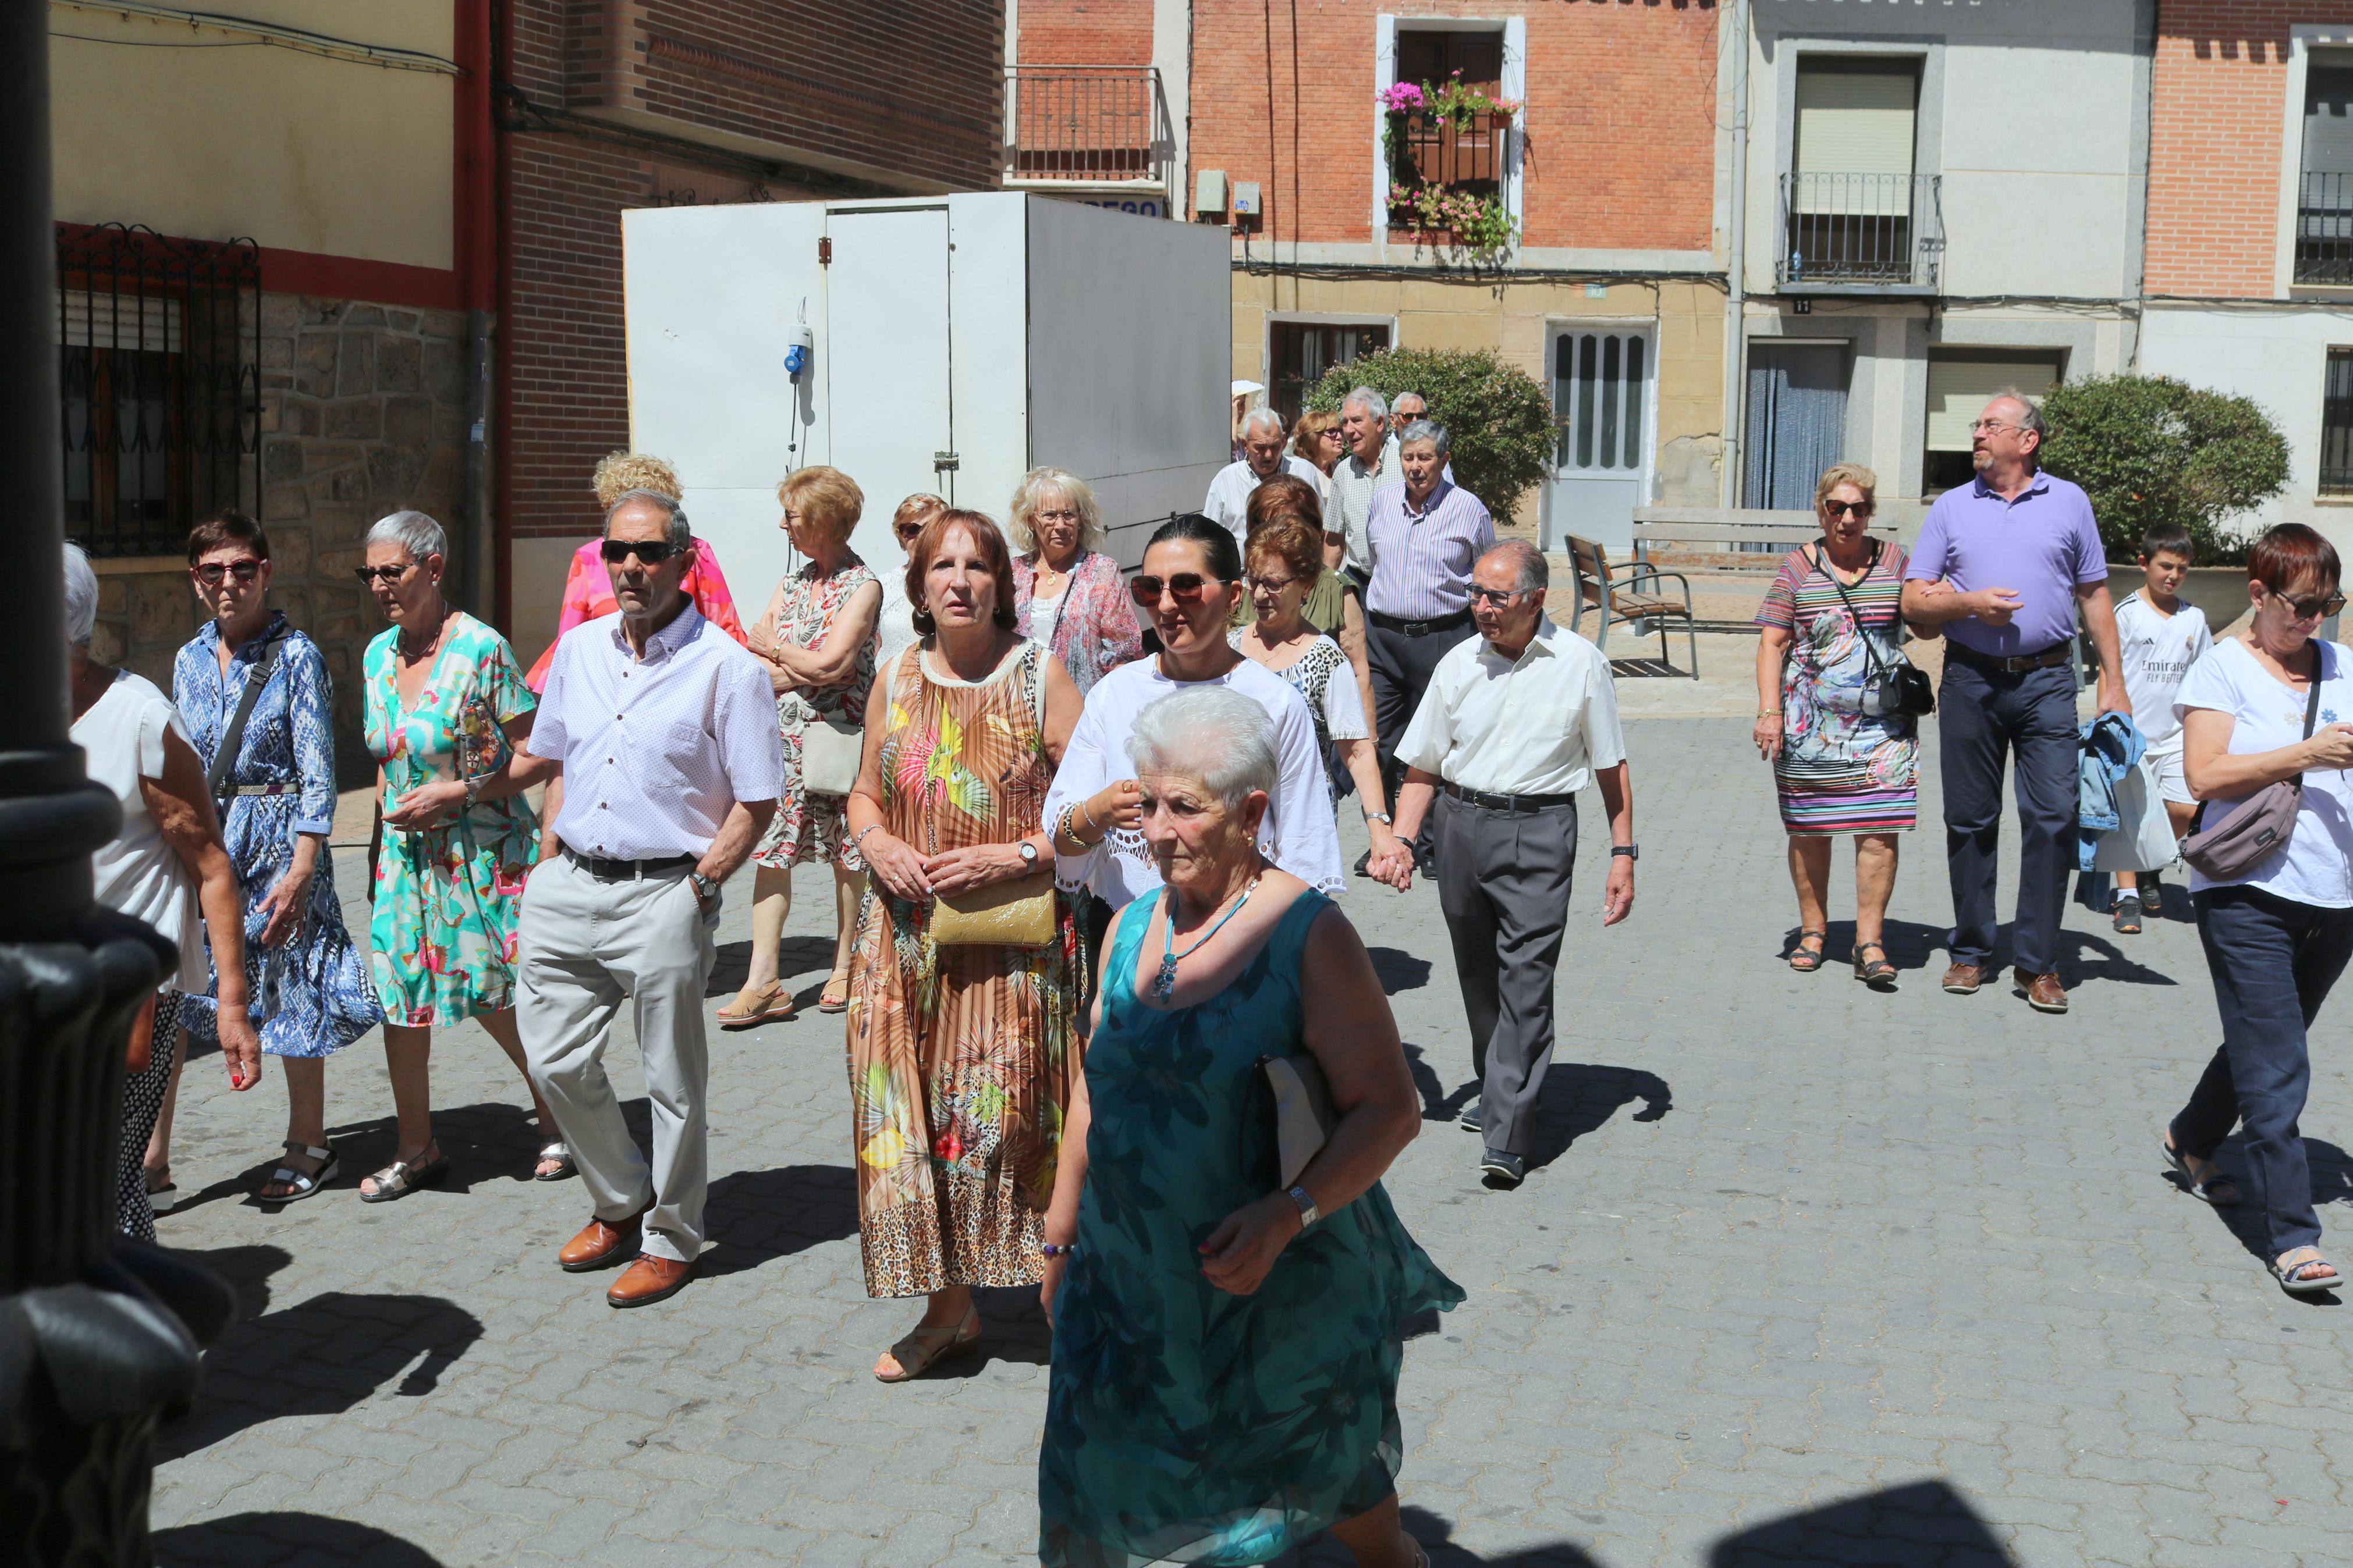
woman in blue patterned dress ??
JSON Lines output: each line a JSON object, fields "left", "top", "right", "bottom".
{"left": 1037, "top": 687, "right": 1458, "bottom": 1568}
{"left": 359, "top": 510, "right": 564, "bottom": 1199}
{"left": 169, "top": 511, "right": 382, "bottom": 1205}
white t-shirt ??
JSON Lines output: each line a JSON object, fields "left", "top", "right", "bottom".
{"left": 2174, "top": 636, "right": 2353, "bottom": 908}
{"left": 75, "top": 669, "right": 208, "bottom": 991}
{"left": 1042, "top": 655, "right": 1344, "bottom": 909}
{"left": 1202, "top": 455, "right": 1325, "bottom": 542}
{"left": 2116, "top": 590, "right": 2212, "bottom": 752}
{"left": 1320, "top": 642, "right": 1369, "bottom": 741}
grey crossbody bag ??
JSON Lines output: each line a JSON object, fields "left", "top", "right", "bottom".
{"left": 2180, "top": 644, "right": 2326, "bottom": 881}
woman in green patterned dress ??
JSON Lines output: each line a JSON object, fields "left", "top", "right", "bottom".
{"left": 359, "top": 511, "right": 564, "bottom": 1199}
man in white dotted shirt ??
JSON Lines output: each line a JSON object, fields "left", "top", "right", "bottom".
{"left": 519, "top": 488, "right": 783, "bottom": 1308}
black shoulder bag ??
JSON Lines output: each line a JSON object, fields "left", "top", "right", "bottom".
{"left": 1815, "top": 542, "right": 1934, "bottom": 720}
{"left": 205, "top": 632, "right": 288, "bottom": 811}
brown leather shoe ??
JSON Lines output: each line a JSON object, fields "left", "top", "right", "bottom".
{"left": 1940, "top": 962, "right": 1983, "bottom": 995}
{"left": 606, "top": 1253, "right": 695, "bottom": 1309}
{"left": 558, "top": 1210, "right": 644, "bottom": 1272}
{"left": 2018, "top": 968, "right": 2069, "bottom": 1014}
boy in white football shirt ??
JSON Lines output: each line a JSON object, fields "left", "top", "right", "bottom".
{"left": 2110, "top": 522, "right": 2210, "bottom": 931}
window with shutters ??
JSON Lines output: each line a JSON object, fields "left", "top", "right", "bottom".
{"left": 2323, "top": 348, "right": 2353, "bottom": 496}
{"left": 1780, "top": 56, "right": 1939, "bottom": 289}
{"left": 1921, "top": 349, "right": 2063, "bottom": 495}
{"left": 2298, "top": 54, "right": 2353, "bottom": 283}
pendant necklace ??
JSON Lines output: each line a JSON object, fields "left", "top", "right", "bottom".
{"left": 1154, "top": 870, "right": 1264, "bottom": 1003}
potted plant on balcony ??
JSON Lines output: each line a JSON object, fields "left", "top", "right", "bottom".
{"left": 1380, "top": 75, "right": 1522, "bottom": 258}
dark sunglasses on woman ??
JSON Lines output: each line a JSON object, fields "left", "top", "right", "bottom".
{"left": 2279, "top": 589, "right": 2348, "bottom": 621}
{"left": 1128, "top": 572, "right": 1219, "bottom": 606}
{"left": 352, "top": 563, "right": 416, "bottom": 585}
{"left": 1824, "top": 500, "right": 1873, "bottom": 519}
{"left": 195, "top": 559, "right": 263, "bottom": 585}
{"left": 599, "top": 537, "right": 682, "bottom": 565}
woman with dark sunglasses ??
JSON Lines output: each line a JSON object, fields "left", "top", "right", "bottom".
{"left": 1043, "top": 514, "right": 1347, "bottom": 927}
{"left": 356, "top": 509, "right": 564, "bottom": 1199}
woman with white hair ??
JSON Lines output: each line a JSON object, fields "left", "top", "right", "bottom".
{"left": 359, "top": 509, "right": 563, "bottom": 1197}
{"left": 1036, "top": 685, "right": 1460, "bottom": 1568}
{"left": 65, "top": 543, "right": 262, "bottom": 1240}
{"left": 1007, "top": 467, "right": 1141, "bottom": 697}
{"left": 165, "top": 510, "right": 381, "bottom": 1207}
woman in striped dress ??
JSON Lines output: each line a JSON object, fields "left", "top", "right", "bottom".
{"left": 1752, "top": 463, "right": 1926, "bottom": 987}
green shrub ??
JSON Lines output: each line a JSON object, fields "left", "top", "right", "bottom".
{"left": 1305, "top": 347, "right": 1554, "bottom": 521}
{"left": 2038, "top": 374, "right": 2289, "bottom": 563}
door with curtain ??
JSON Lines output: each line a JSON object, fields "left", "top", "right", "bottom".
{"left": 1744, "top": 342, "right": 1850, "bottom": 512}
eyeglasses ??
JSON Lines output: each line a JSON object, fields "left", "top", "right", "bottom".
{"left": 599, "top": 537, "right": 682, "bottom": 566}
{"left": 1968, "top": 419, "right": 2024, "bottom": 436}
{"left": 1823, "top": 500, "right": 1874, "bottom": 519}
{"left": 1034, "top": 509, "right": 1081, "bottom": 524}
{"left": 894, "top": 524, "right": 925, "bottom": 542}
{"left": 2274, "top": 589, "right": 2348, "bottom": 620}
{"left": 1469, "top": 586, "right": 1526, "bottom": 608}
{"left": 1128, "top": 571, "right": 1220, "bottom": 606}
{"left": 352, "top": 563, "right": 416, "bottom": 586}
{"left": 194, "top": 559, "right": 263, "bottom": 586}
{"left": 1247, "top": 574, "right": 1300, "bottom": 594}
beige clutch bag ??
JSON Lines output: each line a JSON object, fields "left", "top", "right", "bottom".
{"left": 931, "top": 870, "right": 1057, "bottom": 948}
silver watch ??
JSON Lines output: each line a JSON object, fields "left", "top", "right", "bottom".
{"left": 1286, "top": 1184, "right": 1319, "bottom": 1228}
{"left": 689, "top": 871, "right": 721, "bottom": 904}
{"left": 1364, "top": 810, "right": 1393, "bottom": 825}
{"left": 1017, "top": 839, "right": 1039, "bottom": 867}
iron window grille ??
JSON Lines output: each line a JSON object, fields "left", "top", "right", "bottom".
{"left": 2298, "top": 173, "right": 2353, "bottom": 286}
{"left": 56, "top": 223, "right": 260, "bottom": 559}
{"left": 2323, "top": 347, "right": 2353, "bottom": 497}
{"left": 1777, "top": 172, "right": 1943, "bottom": 289}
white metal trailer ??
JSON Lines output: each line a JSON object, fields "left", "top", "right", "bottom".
{"left": 620, "top": 192, "right": 1231, "bottom": 607}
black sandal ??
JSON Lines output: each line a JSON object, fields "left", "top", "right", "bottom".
{"left": 1853, "top": 941, "right": 1898, "bottom": 990}
{"left": 1788, "top": 930, "right": 1829, "bottom": 973}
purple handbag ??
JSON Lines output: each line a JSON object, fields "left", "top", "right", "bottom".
{"left": 2180, "top": 650, "right": 2325, "bottom": 880}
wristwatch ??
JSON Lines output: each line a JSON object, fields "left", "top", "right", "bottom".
{"left": 1364, "top": 810, "right": 1394, "bottom": 825}
{"left": 1017, "top": 839, "right": 1040, "bottom": 868}
{"left": 462, "top": 776, "right": 482, "bottom": 810}
{"left": 689, "top": 870, "right": 721, "bottom": 905}
{"left": 1286, "top": 1184, "right": 1319, "bottom": 1228}
{"left": 1611, "top": 844, "right": 1639, "bottom": 861}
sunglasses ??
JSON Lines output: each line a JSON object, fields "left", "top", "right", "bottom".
{"left": 352, "top": 563, "right": 416, "bottom": 586}
{"left": 894, "top": 523, "right": 925, "bottom": 542}
{"left": 1824, "top": 501, "right": 1873, "bottom": 519}
{"left": 1128, "top": 572, "right": 1220, "bottom": 606}
{"left": 599, "top": 537, "right": 682, "bottom": 566}
{"left": 2275, "top": 589, "right": 2348, "bottom": 620}
{"left": 195, "top": 559, "right": 263, "bottom": 586}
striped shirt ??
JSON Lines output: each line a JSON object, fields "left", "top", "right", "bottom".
{"left": 1364, "top": 478, "right": 1496, "bottom": 619}
{"left": 530, "top": 603, "right": 786, "bottom": 861}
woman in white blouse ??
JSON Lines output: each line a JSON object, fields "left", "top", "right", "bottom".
{"left": 2167, "top": 524, "right": 2353, "bottom": 1293}
{"left": 63, "top": 543, "right": 261, "bottom": 1240}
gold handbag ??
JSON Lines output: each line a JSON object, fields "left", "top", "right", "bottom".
{"left": 927, "top": 643, "right": 1056, "bottom": 949}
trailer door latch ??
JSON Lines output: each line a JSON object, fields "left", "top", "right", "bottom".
{"left": 933, "top": 451, "right": 959, "bottom": 472}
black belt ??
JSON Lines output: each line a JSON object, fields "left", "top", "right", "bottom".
{"left": 563, "top": 847, "right": 695, "bottom": 881}
{"left": 1369, "top": 608, "right": 1472, "bottom": 637}
{"left": 1443, "top": 782, "right": 1575, "bottom": 813}
{"left": 1944, "top": 640, "right": 2072, "bottom": 675}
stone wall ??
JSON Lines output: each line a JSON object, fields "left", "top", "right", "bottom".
{"left": 84, "top": 291, "right": 481, "bottom": 790}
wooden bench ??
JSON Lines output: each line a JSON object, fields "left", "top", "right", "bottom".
{"left": 1630, "top": 507, "right": 1896, "bottom": 563}
{"left": 1564, "top": 534, "right": 1700, "bottom": 678}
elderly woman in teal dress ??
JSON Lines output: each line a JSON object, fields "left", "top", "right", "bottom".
{"left": 1037, "top": 686, "right": 1459, "bottom": 1568}
{"left": 359, "top": 510, "right": 564, "bottom": 1199}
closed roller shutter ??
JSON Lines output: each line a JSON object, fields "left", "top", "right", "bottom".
{"left": 1794, "top": 62, "right": 1918, "bottom": 214}
{"left": 1925, "top": 353, "right": 2062, "bottom": 453}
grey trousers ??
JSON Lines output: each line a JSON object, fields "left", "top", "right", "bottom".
{"left": 1435, "top": 792, "right": 1577, "bottom": 1157}
{"left": 518, "top": 853, "right": 718, "bottom": 1263}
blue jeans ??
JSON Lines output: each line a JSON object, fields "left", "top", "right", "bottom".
{"left": 1936, "top": 659, "right": 2079, "bottom": 973}
{"left": 2173, "top": 885, "right": 2353, "bottom": 1258}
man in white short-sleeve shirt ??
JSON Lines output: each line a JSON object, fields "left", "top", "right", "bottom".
{"left": 520, "top": 489, "right": 783, "bottom": 1309}
{"left": 1204, "top": 407, "right": 1322, "bottom": 542}
{"left": 1390, "top": 542, "right": 1636, "bottom": 1189}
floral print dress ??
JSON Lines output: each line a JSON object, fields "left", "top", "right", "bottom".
{"left": 173, "top": 614, "right": 381, "bottom": 1057}
{"left": 844, "top": 642, "right": 1081, "bottom": 1298}
{"left": 364, "top": 611, "right": 540, "bottom": 1025}
{"left": 1013, "top": 551, "right": 1143, "bottom": 697}
{"left": 1754, "top": 541, "right": 1920, "bottom": 835}
{"left": 753, "top": 558, "right": 880, "bottom": 872}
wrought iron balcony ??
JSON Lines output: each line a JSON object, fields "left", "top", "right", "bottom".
{"left": 1003, "top": 66, "right": 1173, "bottom": 197}
{"left": 2298, "top": 171, "right": 2353, "bottom": 285}
{"left": 1776, "top": 172, "right": 1943, "bottom": 291}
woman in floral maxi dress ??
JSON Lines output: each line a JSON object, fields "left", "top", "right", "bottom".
{"left": 842, "top": 507, "right": 1087, "bottom": 1382}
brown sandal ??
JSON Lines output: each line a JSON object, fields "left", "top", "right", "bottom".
{"left": 875, "top": 1304, "right": 981, "bottom": 1382}
{"left": 817, "top": 976, "right": 851, "bottom": 1014}
{"left": 716, "top": 980, "right": 795, "bottom": 1030}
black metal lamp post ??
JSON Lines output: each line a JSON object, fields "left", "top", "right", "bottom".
{"left": 0, "top": 12, "right": 236, "bottom": 1563}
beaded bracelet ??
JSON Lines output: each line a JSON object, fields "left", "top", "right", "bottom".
{"left": 1040, "top": 1242, "right": 1077, "bottom": 1259}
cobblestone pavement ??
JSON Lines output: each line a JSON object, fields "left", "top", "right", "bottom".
{"left": 149, "top": 717, "right": 2353, "bottom": 1567}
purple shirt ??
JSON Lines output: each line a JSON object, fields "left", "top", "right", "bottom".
{"left": 1903, "top": 470, "right": 2107, "bottom": 657}
{"left": 1365, "top": 477, "right": 1496, "bottom": 619}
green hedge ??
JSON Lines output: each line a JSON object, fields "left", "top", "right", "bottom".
{"left": 1305, "top": 347, "right": 1554, "bottom": 522}
{"left": 2038, "top": 374, "right": 2288, "bottom": 564}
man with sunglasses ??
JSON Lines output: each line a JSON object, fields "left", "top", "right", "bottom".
{"left": 1901, "top": 393, "right": 2128, "bottom": 1015}
{"left": 516, "top": 489, "right": 785, "bottom": 1307}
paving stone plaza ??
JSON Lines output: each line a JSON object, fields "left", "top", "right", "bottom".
{"left": 144, "top": 714, "right": 2351, "bottom": 1567}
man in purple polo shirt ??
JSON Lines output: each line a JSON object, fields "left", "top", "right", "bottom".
{"left": 1901, "top": 392, "right": 2127, "bottom": 1015}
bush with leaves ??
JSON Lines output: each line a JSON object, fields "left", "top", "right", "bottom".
{"left": 1305, "top": 347, "right": 1554, "bottom": 522}
{"left": 2037, "top": 374, "right": 2289, "bottom": 563}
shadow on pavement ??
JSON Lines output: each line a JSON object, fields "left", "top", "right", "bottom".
{"left": 1272, "top": 1504, "right": 1602, "bottom": 1565}
{"left": 1527, "top": 1064, "right": 1671, "bottom": 1171}
{"left": 1778, "top": 918, "right": 1945, "bottom": 972}
{"left": 158, "top": 1243, "right": 483, "bottom": 1459}
{"left": 1367, "top": 945, "right": 1433, "bottom": 995}
{"left": 154, "top": 1510, "right": 445, "bottom": 1567}
{"left": 1400, "top": 1042, "right": 1471, "bottom": 1123}
{"left": 1708, "top": 1478, "right": 2019, "bottom": 1566}
{"left": 2175, "top": 1135, "right": 2350, "bottom": 1304}
{"left": 701, "top": 1162, "right": 859, "bottom": 1279}
{"left": 708, "top": 933, "right": 835, "bottom": 999}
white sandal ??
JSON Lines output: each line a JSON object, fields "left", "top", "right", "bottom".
{"left": 257, "top": 1142, "right": 339, "bottom": 1203}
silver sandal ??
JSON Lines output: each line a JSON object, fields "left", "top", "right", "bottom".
{"left": 2162, "top": 1137, "right": 2240, "bottom": 1206}
{"left": 359, "top": 1149, "right": 449, "bottom": 1203}
{"left": 533, "top": 1140, "right": 577, "bottom": 1182}
{"left": 2274, "top": 1248, "right": 2343, "bottom": 1295}
{"left": 258, "top": 1142, "right": 339, "bottom": 1203}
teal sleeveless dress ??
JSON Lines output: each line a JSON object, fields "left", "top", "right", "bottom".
{"left": 1038, "top": 888, "right": 1464, "bottom": 1567}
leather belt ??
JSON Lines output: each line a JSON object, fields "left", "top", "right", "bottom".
{"left": 1369, "top": 609, "right": 1472, "bottom": 637}
{"left": 1443, "top": 781, "right": 1575, "bottom": 813}
{"left": 563, "top": 847, "right": 695, "bottom": 881}
{"left": 1944, "top": 641, "right": 2072, "bottom": 675}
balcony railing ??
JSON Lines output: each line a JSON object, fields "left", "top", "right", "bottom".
{"left": 1003, "top": 66, "right": 1173, "bottom": 196}
{"left": 2298, "top": 171, "right": 2353, "bottom": 285}
{"left": 1776, "top": 172, "right": 1943, "bottom": 290}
